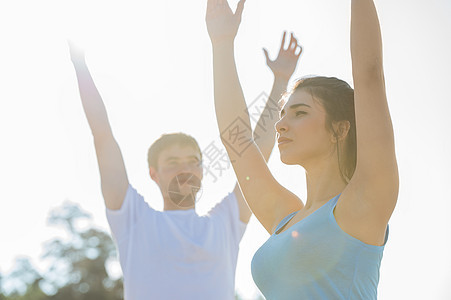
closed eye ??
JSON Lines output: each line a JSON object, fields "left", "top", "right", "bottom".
{"left": 296, "top": 111, "right": 307, "bottom": 116}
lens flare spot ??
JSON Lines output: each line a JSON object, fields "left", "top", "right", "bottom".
{"left": 246, "top": 176, "right": 250, "bottom": 181}
{"left": 291, "top": 230, "right": 299, "bottom": 238}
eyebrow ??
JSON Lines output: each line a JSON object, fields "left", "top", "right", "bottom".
{"left": 165, "top": 156, "right": 200, "bottom": 162}
{"left": 280, "top": 103, "right": 312, "bottom": 117}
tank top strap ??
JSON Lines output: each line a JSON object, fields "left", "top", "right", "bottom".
{"left": 327, "top": 193, "right": 341, "bottom": 212}
{"left": 273, "top": 211, "right": 299, "bottom": 235}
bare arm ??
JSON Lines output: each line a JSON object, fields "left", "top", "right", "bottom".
{"left": 348, "top": 0, "right": 398, "bottom": 219}
{"left": 233, "top": 32, "right": 303, "bottom": 224}
{"left": 69, "top": 42, "right": 129, "bottom": 210}
{"left": 257, "top": 31, "right": 302, "bottom": 159}
{"left": 206, "top": 0, "right": 303, "bottom": 233}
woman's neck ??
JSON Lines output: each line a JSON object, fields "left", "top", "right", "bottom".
{"left": 303, "top": 156, "right": 347, "bottom": 210}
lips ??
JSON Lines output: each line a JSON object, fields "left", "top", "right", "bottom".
{"left": 278, "top": 137, "right": 293, "bottom": 146}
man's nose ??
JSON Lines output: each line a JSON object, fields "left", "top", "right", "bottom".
{"left": 178, "top": 162, "right": 199, "bottom": 173}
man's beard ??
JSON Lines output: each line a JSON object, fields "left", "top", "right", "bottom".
{"left": 167, "top": 173, "right": 202, "bottom": 208}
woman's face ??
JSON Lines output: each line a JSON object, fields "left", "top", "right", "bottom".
{"left": 275, "top": 89, "right": 335, "bottom": 166}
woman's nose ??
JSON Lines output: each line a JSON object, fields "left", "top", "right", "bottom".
{"left": 275, "top": 118, "right": 287, "bottom": 133}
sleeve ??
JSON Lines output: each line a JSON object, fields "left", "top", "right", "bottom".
{"left": 105, "top": 184, "right": 154, "bottom": 244}
{"left": 207, "top": 192, "right": 247, "bottom": 245}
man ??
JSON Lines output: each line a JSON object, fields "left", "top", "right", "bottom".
{"left": 68, "top": 31, "right": 301, "bottom": 300}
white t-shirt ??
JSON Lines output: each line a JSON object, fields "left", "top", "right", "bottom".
{"left": 106, "top": 184, "right": 247, "bottom": 300}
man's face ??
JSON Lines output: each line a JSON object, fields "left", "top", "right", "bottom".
{"left": 150, "top": 144, "right": 203, "bottom": 209}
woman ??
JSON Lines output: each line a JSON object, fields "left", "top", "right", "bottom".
{"left": 206, "top": 0, "right": 398, "bottom": 299}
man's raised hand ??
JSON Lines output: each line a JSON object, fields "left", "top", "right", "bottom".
{"left": 263, "top": 32, "right": 302, "bottom": 81}
{"left": 68, "top": 40, "right": 86, "bottom": 66}
{"left": 206, "top": 0, "right": 246, "bottom": 44}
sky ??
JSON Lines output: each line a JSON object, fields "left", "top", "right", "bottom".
{"left": 0, "top": 0, "right": 450, "bottom": 299}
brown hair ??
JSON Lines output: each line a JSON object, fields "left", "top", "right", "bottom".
{"left": 147, "top": 133, "right": 202, "bottom": 170}
{"left": 284, "top": 76, "right": 356, "bottom": 183}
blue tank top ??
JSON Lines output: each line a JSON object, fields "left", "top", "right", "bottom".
{"left": 251, "top": 194, "right": 389, "bottom": 299}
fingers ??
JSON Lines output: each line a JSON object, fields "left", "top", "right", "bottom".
{"left": 207, "top": 0, "right": 221, "bottom": 13}
{"left": 282, "top": 32, "right": 302, "bottom": 56}
{"left": 289, "top": 33, "right": 302, "bottom": 57}
{"left": 263, "top": 48, "right": 271, "bottom": 64}
{"left": 235, "top": 0, "right": 246, "bottom": 19}
{"left": 207, "top": 0, "right": 228, "bottom": 14}
{"left": 280, "top": 31, "right": 300, "bottom": 54}
{"left": 67, "top": 39, "right": 76, "bottom": 50}
{"left": 67, "top": 39, "right": 83, "bottom": 54}
{"left": 206, "top": 0, "right": 214, "bottom": 13}
{"left": 289, "top": 33, "right": 297, "bottom": 51}
{"left": 295, "top": 44, "right": 303, "bottom": 57}
{"left": 67, "top": 40, "right": 86, "bottom": 65}
{"left": 279, "top": 31, "right": 287, "bottom": 52}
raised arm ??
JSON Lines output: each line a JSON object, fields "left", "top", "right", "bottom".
{"left": 258, "top": 31, "right": 302, "bottom": 158}
{"left": 233, "top": 32, "right": 303, "bottom": 224}
{"left": 69, "top": 42, "right": 129, "bottom": 210}
{"left": 349, "top": 0, "right": 398, "bottom": 220}
{"left": 206, "top": 0, "right": 303, "bottom": 233}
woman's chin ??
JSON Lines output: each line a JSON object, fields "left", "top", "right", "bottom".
{"left": 280, "top": 154, "right": 298, "bottom": 165}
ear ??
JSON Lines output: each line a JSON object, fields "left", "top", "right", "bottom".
{"left": 331, "top": 120, "right": 351, "bottom": 142}
{"left": 198, "top": 165, "right": 204, "bottom": 182}
{"left": 149, "top": 166, "right": 160, "bottom": 184}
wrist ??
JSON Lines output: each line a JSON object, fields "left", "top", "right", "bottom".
{"left": 273, "top": 75, "right": 290, "bottom": 86}
{"left": 211, "top": 39, "right": 235, "bottom": 50}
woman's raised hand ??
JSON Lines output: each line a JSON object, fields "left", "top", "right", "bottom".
{"left": 263, "top": 32, "right": 302, "bottom": 81}
{"left": 206, "top": 0, "right": 246, "bottom": 45}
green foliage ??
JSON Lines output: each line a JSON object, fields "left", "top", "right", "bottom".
{"left": 0, "top": 201, "right": 264, "bottom": 299}
{"left": 0, "top": 201, "right": 123, "bottom": 299}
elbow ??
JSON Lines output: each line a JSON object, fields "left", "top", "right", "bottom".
{"left": 219, "top": 133, "right": 254, "bottom": 156}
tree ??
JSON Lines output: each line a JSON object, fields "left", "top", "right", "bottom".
{"left": 0, "top": 201, "right": 123, "bottom": 299}
{"left": 42, "top": 201, "right": 123, "bottom": 300}
{"left": 0, "top": 257, "right": 46, "bottom": 300}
